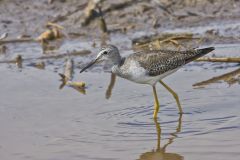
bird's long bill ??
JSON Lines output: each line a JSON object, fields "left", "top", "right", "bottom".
{"left": 80, "top": 58, "right": 98, "bottom": 73}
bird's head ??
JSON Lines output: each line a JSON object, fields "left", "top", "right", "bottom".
{"left": 80, "top": 45, "right": 121, "bottom": 73}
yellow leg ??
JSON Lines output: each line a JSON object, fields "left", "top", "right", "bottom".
{"left": 152, "top": 86, "right": 160, "bottom": 119}
{"left": 159, "top": 80, "right": 183, "bottom": 114}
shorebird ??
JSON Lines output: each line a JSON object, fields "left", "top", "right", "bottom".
{"left": 80, "top": 45, "right": 214, "bottom": 118}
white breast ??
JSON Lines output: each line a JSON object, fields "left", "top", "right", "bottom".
{"left": 112, "top": 60, "right": 179, "bottom": 86}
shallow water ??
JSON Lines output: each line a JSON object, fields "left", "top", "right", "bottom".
{"left": 0, "top": 44, "right": 240, "bottom": 160}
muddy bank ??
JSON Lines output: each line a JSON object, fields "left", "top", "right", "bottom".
{"left": 0, "top": 0, "right": 240, "bottom": 44}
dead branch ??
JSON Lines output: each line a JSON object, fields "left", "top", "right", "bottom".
{"left": 196, "top": 57, "right": 240, "bottom": 63}
{"left": 193, "top": 68, "right": 240, "bottom": 87}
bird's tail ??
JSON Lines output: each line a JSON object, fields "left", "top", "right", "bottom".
{"left": 186, "top": 47, "right": 215, "bottom": 63}
{"left": 197, "top": 47, "right": 215, "bottom": 56}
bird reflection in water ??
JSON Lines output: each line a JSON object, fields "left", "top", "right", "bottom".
{"left": 103, "top": 73, "right": 184, "bottom": 159}
{"left": 138, "top": 114, "right": 183, "bottom": 160}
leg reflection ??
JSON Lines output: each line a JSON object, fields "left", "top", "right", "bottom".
{"left": 105, "top": 73, "right": 116, "bottom": 99}
{"left": 154, "top": 118, "right": 161, "bottom": 150}
{"left": 139, "top": 114, "right": 183, "bottom": 160}
{"left": 161, "top": 114, "right": 182, "bottom": 152}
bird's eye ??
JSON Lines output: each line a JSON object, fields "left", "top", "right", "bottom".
{"left": 102, "top": 51, "right": 108, "bottom": 55}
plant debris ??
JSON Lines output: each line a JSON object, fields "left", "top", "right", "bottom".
{"left": 132, "top": 32, "right": 204, "bottom": 51}
{"left": 36, "top": 27, "right": 63, "bottom": 42}
{"left": 81, "top": 0, "right": 104, "bottom": 26}
{"left": 59, "top": 58, "right": 86, "bottom": 94}
{"left": 193, "top": 68, "right": 240, "bottom": 87}
{"left": 36, "top": 22, "right": 65, "bottom": 53}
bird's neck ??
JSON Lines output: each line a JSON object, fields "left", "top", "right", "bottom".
{"left": 111, "top": 57, "right": 124, "bottom": 75}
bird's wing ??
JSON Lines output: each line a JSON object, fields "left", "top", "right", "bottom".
{"left": 130, "top": 50, "right": 186, "bottom": 76}
{"left": 127, "top": 48, "right": 214, "bottom": 76}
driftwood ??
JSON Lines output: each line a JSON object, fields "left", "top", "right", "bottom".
{"left": 58, "top": 57, "right": 86, "bottom": 93}
{"left": 193, "top": 68, "right": 240, "bottom": 87}
{"left": 196, "top": 57, "right": 240, "bottom": 63}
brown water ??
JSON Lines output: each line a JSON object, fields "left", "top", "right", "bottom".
{"left": 0, "top": 43, "right": 240, "bottom": 160}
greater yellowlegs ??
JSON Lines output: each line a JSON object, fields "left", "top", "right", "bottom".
{"left": 80, "top": 45, "right": 214, "bottom": 118}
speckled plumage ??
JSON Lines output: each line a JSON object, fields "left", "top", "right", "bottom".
{"left": 112, "top": 47, "right": 214, "bottom": 85}
{"left": 80, "top": 44, "right": 214, "bottom": 85}
{"left": 80, "top": 45, "right": 215, "bottom": 118}
{"left": 122, "top": 48, "right": 212, "bottom": 76}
